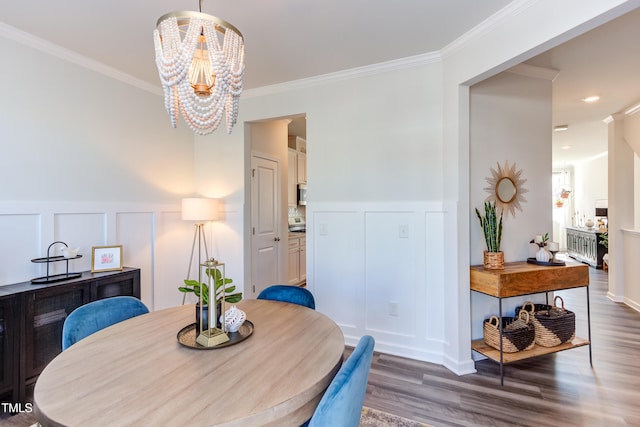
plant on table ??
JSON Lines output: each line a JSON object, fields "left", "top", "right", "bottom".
{"left": 475, "top": 201, "right": 503, "bottom": 253}
{"left": 530, "top": 232, "right": 549, "bottom": 248}
{"left": 475, "top": 201, "right": 504, "bottom": 269}
{"left": 530, "top": 232, "right": 552, "bottom": 262}
{"left": 179, "top": 266, "right": 242, "bottom": 306}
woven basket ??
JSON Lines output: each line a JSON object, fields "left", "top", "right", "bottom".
{"left": 520, "top": 296, "right": 575, "bottom": 347}
{"left": 483, "top": 311, "right": 535, "bottom": 353}
{"left": 483, "top": 251, "right": 504, "bottom": 270}
{"left": 515, "top": 301, "right": 551, "bottom": 317}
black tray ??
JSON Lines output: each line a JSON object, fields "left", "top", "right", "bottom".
{"left": 526, "top": 257, "right": 566, "bottom": 267}
{"left": 31, "top": 255, "right": 83, "bottom": 263}
{"left": 177, "top": 320, "right": 254, "bottom": 350}
{"left": 31, "top": 272, "right": 82, "bottom": 284}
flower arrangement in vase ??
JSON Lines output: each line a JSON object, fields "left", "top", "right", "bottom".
{"left": 530, "top": 233, "right": 551, "bottom": 262}
{"left": 475, "top": 201, "right": 504, "bottom": 269}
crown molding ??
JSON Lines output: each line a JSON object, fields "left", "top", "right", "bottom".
{"left": 0, "top": 22, "right": 162, "bottom": 96}
{"left": 441, "top": 0, "right": 538, "bottom": 59}
{"left": 624, "top": 101, "right": 640, "bottom": 116}
{"left": 0, "top": 0, "right": 539, "bottom": 100}
{"left": 242, "top": 52, "right": 441, "bottom": 99}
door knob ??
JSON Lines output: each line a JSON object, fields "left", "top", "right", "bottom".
{"left": 274, "top": 237, "right": 280, "bottom": 242}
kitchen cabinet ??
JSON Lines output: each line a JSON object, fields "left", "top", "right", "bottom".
{"left": 288, "top": 136, "right": 307, "bottom": 184}
{"left": 297, "top": 152, "right": 306, "bottom": 184}
{"left": 288, "top": 149, "right": 298, "bottom": 207}
{"left": 566, "top": 227, "right": 607, "bottom": 268}
{"left": 0, "top": 267, "right": 140, "bottom": 404}
{"left": 299, "top": 237, "right": 306, "bottom": 282}
{"left": 288, "top": 234, "right": 306, "bottom": 285}
{"left": 470, "top": 261, "right": 591, "bottom": 385}
{"left": 287, "top": 140, "right": 307, "bottom": 206}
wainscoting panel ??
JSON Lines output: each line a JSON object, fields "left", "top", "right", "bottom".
{"left": 312, "top": 210, "right": 363, "bottom": 329}
{"left": 116, "top": 212, "right": 155, "bottom": 307}
{"left": 0, "top": 202, "right": 185, "bottom": 314}
{"left": 52, "top": 212, "right": 106, "bottom": 275}
{"left": 365, "top": 211, "right": 422, "bottom": 337}
{"left": 424, "top": 211, "right": 445, "bottom": 343}
{"left": 623, "top": 229, "right": 640, "bottom": 312}
{"left": 0, "top": 213, "right": 41, "bottom": 284}
{"left": 309, "top": 202, "right": 448, "bottom": 363}
{"left": 153, "top": 210, "right": 197, "bottom": 311}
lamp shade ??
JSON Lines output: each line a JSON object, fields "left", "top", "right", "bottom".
{"left": 182, "top": 198, "right": 219, "bottom": 221}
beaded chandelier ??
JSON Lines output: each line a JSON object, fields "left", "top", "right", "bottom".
{"left": 153, "top": 1, "right": 244, "bottom": 135}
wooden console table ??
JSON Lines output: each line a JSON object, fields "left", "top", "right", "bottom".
{"left": 470, "top": 261, "right": 591, "bottom": 384}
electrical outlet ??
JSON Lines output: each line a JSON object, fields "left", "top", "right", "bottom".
{"left": 319, "top": 223, "right": 328, "bottom": 236}
{"left": 389, "top": 301, "right": 399, "bottom": 317}
{"left": 399, "top": 224, "right": 409, "bottom": 238}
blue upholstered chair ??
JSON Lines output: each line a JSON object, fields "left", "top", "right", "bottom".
{"left": 62, "top": 296, "right": 149, "bottom": 350}
{"left": 306, "top": 335, "right": 375, "bottom": 427}
{"left": 257, "top": 285, "right": 316, "bottom": 309}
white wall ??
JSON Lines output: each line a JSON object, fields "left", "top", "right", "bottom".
{"left": 0, "top": 37, "right": 195, "bottom": 203}
{"left": 636, "top": 154, "right": 640, "bottom": 227}
{"left": 0, "top": 33, "right": 198, "bottom": 311}
{"left": 469, "top": 70, "right": 552, "bottom": 341}
{"left": 614, "top": 109, "right": 640, "bottom": 308}
{"left": 627, "top": 111, "right": 640, "bottom": 227}
{"left": 623, "top": 230, "right": 640, "bottom": 310}
{"left": 194, "top": 60, "right": 448, "bottom": 363}
{"left": 574, "top": 155, "right": 609, "bottom": 222}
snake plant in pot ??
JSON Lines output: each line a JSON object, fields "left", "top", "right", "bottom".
{"left": 475, "top": 201, "right": 504, "bottom": 269}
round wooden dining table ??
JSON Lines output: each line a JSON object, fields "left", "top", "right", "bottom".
{"left": 33, "top": 299, "right": 345, "bottom": 426}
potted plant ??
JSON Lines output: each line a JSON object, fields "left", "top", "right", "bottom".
{"left": 600, "top": 231, "right": 609, "bottom": 271}
{"left": 475, "top": 201, "right": 504, "bottom": 269}
{"left": 179, "top": 266, "right": 242, "bottom": 330}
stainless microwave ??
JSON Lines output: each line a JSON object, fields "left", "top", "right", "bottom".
{"left": 297, "top": 184, "right": 307, "bottom": 205}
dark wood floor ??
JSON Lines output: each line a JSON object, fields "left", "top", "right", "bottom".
{"left": 353, "top": 267, "right": 640, "bottom": 427}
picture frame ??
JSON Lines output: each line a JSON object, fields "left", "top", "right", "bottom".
{"left": 91, "top": 245, "right": 123, "bottom": 272}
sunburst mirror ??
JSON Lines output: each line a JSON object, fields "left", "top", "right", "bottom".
{"left": 483, "top": 161, "right": 528, "bottom": 219}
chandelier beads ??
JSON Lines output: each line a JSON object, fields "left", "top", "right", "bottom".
{"left": 154, "top": 11, "right": 244, "bottom": 135}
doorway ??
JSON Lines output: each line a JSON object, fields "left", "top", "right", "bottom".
{"left": 246, "top": 116, "right": 307, "bottom": 298}
{"left": 250, "top": 153, "right": 280, "bottom": 297}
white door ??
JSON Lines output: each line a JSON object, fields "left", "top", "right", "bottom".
{"left": 251, "top": 154, "right": 280, "bottom": 297}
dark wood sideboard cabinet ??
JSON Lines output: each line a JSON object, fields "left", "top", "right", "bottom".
{"left": 0, "top": 267, "right": 141, "bottom": 405}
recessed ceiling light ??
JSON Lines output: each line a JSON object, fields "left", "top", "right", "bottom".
{"left": 582, "top": 96, "right": 600, "bottom": 103}
{"left": 554, "top": 125, "right": 569, "bottom": 132}
{"left": 562, "top": 145, "right": 572, "bottom": 150}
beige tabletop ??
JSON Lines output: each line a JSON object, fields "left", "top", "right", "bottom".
{"left": 34, "top": 299, "right": 345, "bottom": 427}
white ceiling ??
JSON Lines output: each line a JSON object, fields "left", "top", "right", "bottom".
{"left": 0, "top": 0, "right": 511, "bottom": 89}
{"left": 1, "top": 1, "right": 639, "bottom": 166}
{"left": 526, "top": 7, "right": 640, "bottom": 168}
